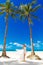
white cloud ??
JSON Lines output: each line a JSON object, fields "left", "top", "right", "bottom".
{"left": 36, "top": 44, "right": 40, "bottom": 48}
{"left": 13, "top": 43, "right": 31, "bottom": 48}
{"left": 9, "top": 42, "right": 13, "bottom": 45}
{"left": 25, "top": 44, "right": 31, "bottom": 49}
{"left": 37, "top": 41, "right": 41, "bottom": 43}
{"left": 6, "top": 45, "right": 12, "bottom": 49}
{"left": 33, "top": 40, "right": 41, "bottom": 48}
{"left": 0, "top": 44, "right": 12, "bottom": 49}
{"left": 14, "top": 42, "right": 23, "bottom": 47}
{"left": 9, "top": 42, "right": 31, "bottom": 49}
{"left": 33, "top": 43, "right": 40, "bottom": 48}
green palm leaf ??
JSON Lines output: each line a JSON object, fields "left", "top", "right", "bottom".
{"left": 11, "top": 13, "right": 17, "bottom": 19}
{"left": 0, "top": 7, "right": 6, "bottom": 10}
{"left": 0, "top": 11, "right": 4, "bottom": 15}
{"left": 30, "top": 0, "right": 37, "bottom": 5}
{"left": 29, "top": 18, "right": 33, "bottom": 24}
{"left": 30, "top": 14, "right": 41, "bottom": 21}
{"left": 30, "top": 14, "right": 38, "bottom": 19}
{"left": 0, "top": 4, "right": 5, "bottom": 7}
{"left": 19, "top": 15, "right": 25, "bottom": 20}
{"left": 28, "top": 0, "right": 37, "bottom": 7}
{"left": 9, "top": 9, "right": 14, "bottom": 13}
{"left": 6, "top": 0, "right": 10, "bottom": 2}
{"left": 31, "top": 4, "right": 41, "bottom": 12}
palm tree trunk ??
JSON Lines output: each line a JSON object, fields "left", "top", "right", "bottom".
{"left": 29, "top": 26, "right": 35, "bottom": 55}
{"left": 28, "top": 16, "right": 35, "bottom": 55}
{"left": 27, "top": 16, "right": 41, "bottom": 60}
{"left": 2, "top": 13, "right": 9, "bottom": 57}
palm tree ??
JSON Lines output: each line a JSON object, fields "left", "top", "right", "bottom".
{"left": 0, "top": 0, "right": 17, "bottom": 58}
{"left": 18, "top": 0, "right": 41, "bottom": 60}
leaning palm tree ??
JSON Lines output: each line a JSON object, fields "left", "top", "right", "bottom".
{"left": 18, "top": 0, "right": 41, "bottom": 60}
{"left": 0, "top": 0, "right": 17, "bottom": 58}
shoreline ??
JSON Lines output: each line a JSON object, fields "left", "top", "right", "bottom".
{"left": 0, "top": 51, "right": 43, "bottom": 52}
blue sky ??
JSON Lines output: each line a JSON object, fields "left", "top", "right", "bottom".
{"left": 0, "top": 0, "right": 43, "bottom": 51}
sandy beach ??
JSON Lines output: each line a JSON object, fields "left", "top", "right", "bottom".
{"left": 0, "top": 51, "right": 43, "bottom": 65}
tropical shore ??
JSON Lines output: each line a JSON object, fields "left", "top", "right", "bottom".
{"left": 0, "top": 51, "right": 43, "bottom": 65}
{"left": 0, "top": 51, "right": 43, "bottom": 60}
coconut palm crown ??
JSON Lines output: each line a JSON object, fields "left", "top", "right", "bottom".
{"left": 0, "top": 0, "right": 17, "bottom": 58}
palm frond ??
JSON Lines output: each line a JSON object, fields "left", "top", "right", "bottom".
{"left": 30, "top": 0, "right": 37, "bottom": 5}
{"left": 17, "top": 8, "right": 25, "bottom": 15}
{"left": 30, "top": 14, "right": 40, "bottom": 21}
{"left": 23, "top": 5, "right": 28, "bottom": 12}
{"left": 0, "top": 11, "right": 4, "bottom": 15}
{"left": 20, "top": 4, "right": 25, "bottom": 10}
{"left": 6, "top": 0, "right": 10, "bottom": 3}
{"left": 20, "top": 15, "right": 23, "bottom": 20}
{"left": 29, "top": 19, "right": 33, "bottom": 24}
{"left": 30, "top": 14, "right": 38, "bottom": 19}
{"left": 11, "top": 13, "right": 17, "bottom": 19}
{"left": 19, "top": 14, "right": 27, "bottom": 22}
{"left": 28, "top": 0, "right": 37, "bottom": 7}
{"left": 20, "top": 15, "right": 24, "bottom": 20}
{"left": 9, "top": 9, "right": 14, "bottom": 13}
{"left": 28, "top": 17, "right": 33, "bottom": 24}
{"left": 0, "top": 7, "right": 6, "bottom": 10}
{"left": 31, "top": 4, "right": 41, "bottom": 12}
{"left": 0, "top": 4, "right": 5, "bottom": 7}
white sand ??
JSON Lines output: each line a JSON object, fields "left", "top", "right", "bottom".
{"left": 0, "top": 51, "right": 43, "bottom": 65}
